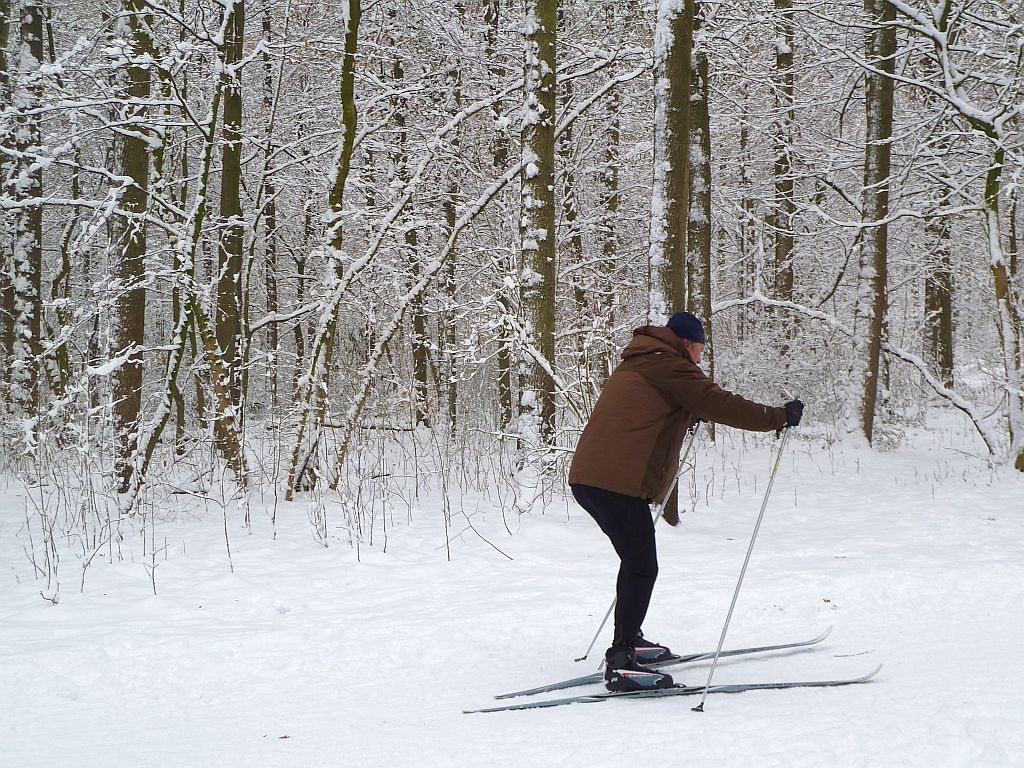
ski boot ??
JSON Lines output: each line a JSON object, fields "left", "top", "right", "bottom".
{"left": 634, "top": 631, "right": 674, "bottom": 664}
{"left": 604, "top": 645, "right": 675, "bottom": 692}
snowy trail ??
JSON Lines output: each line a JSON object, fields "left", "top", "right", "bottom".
{"left": 2, "top": 430, "right": 1023, "bottom": 767}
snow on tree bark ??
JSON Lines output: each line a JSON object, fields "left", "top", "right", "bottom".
{"left": 112, "top": 0, "right": 153, "bottom": 492}
{"left": 0, "top": 0, "right": 13, "bottom": 391}
{"left": 648, "top": 0, "right": 692, "bottom": 324}
{"left": 855, "top": 0, "right": 895, "bottom": 444}
{"left": 485, "top": 0, "right": 515, "bottom": 430}
{"left": 389, "top": 34, "right": 432, "bottom": 429}
{"left": 518, "top": 0, "right": 558, "bottom": 445}
{"left": 9, "top": 1, "right": 45, "bottom": 439}
{"left": 687, "top": 0, "right": 714, "bottom": 438}
{"left": 286, "top": 0, "right": 361, "bottom": 498}
{"left": 261, "top": 10, "right": 279, "bottom": 409}
{"left": 442, "top": 62, "right": 462, "bottom": 434}
{"left": 923, "top": 211, "right": 954, "bottom": 389}
{"left": 771, "top": 0, "right": 795, "bottom": 318}
{"left": 215, "top": 0, "right": 245, "bottom": 453}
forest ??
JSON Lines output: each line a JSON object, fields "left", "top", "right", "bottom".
{"left": 1, "top": 0, "right": 1022, "bottom": 556}
{"left": 3, "top": 3, "right": 1024, "bottom": 763}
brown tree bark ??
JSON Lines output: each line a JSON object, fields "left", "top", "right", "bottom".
{"left": 519, "top": 0, "right": 558, "bottom": 443}
{"left": 485, "top": 0, "right": 514, "bottom": 429}
{"left": 442, "top": 64, "right": 462, "bottom": 434}
{"left": 649, "top": 0, "right": 693, "bottom": 320}
{"left": 10, "top": 2, "right": 45, "bottom": 425}
{"left": 858, "top": 0, "right": 895, "bottom": 443}
{"left": 771, "top": 0, "right": 795, "bottom": 311}
{"left": 262, "top": 10, "right": 279, "bottom": 410}
{"left": 0, "top": 0, "right": 14, "bottom": 390}
{"left": 557, "top": 2, "right": 586, "bottom": 368}
{"left": 687, "top": 0, "right": 714, "bottom": 442}
{"left": 923, "top": 214, "right": 954, "bottom": 388}
{"left": 599, "top": 88, "right": 620, "bottom": 323}
{"left": 286, "top": 0, "right": 360, "bottom": 497}
{"left": 736, "top": 81, "right": 756, "bottom": 343}
{"left": 215, "top": 0, "right": 245, "bottom": 447}
{"left": 112, "top": 0, "right": 154, "bottom": 491}
{"left": 390, "top": 40, "right": 431, "bottom": 428}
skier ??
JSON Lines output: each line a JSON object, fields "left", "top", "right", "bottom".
{"left": 568, "top": 312, "right": 803, "bottom": 691}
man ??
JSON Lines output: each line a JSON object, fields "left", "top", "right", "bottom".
{"left": 568, "top": 312, "right": 803, "bottom": 691}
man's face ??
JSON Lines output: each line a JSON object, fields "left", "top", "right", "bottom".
{"left": 683, "top": 340, "right": 705, "bottom": 365}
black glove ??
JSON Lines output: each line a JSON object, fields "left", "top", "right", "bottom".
{"left": 784, "top": 399, "right": 804, "bottom": 428}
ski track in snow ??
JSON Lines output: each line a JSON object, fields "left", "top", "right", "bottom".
{"left": 1, "top": 426, "right": 1023, "bottom": 767}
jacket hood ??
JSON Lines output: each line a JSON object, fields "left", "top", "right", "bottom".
{"left": 622, "top": 325, "right": 687, "bottom": 360}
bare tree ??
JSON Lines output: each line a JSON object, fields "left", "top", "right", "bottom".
{"left": 687, "top": 0, "right": 714, "bottom": 423}
{"left": 885, "top": 0, "right": 1024, "bottom": 468}
{"left": 519, "top": 0, "right": 558, "bottom": 444}
{"left": 9, "top": 1, "right": 45, "bottom": 433}
{"left": 484, "top": 0, "right": 515, "bottom": 429}
{"left": 771, "top": 0, "right": 796, "bottom": 310}
{"left": 0, "top": 0, "right": 13, "bottom": 390}
{"left": 112, "top": 0, "right": 155, "bottom": 491}
{"left": 215, "top": 0, "right": 245, "bottom": 442}
{"left": 855, "top": 0, "right": 896, "bottom": 443}
{"left": 287, "top": 0, "right": 361, "bottom": 496}
{"left": 648, "top": 0, "right": 693, "bottom": 323}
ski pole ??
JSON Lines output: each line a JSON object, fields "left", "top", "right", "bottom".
{"left": 692, "top": 426, "right": 791, "bottom": 712}
{"left": 574, "top": 421, "right": 703, "bottom": 664}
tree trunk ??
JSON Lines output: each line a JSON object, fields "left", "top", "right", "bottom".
{"left": 113, "top": 0, "right": 153, "bottom": 492}
{"left": 597, "top": 58, "right": 621, "bottom": 382}
{"left": 292, "top": 253, "right": 306, "bottom": 392}
{"left": 1011, "top": 192, "right": 1019, "bottom": 278}
{"left": 557, "top": 3, "right": 586, "bottom": 366}
{"left": 262, "top": 11, "right": 279, "bottom": 410}
{"left": 443, "top": 65, "right": 461, "bottom": 435}
{"left": 484, "top": 0, "right": 508, "bottom": 170}
{"left": 923, "top": 213, "right": 954, "bottom": 388}
{"left": 599, "top": 90, "right": 620, "bottom": 325}
{"left": 771, "top": 0, "right": 795, "bottom": 312}
{"left": 0, "top": 0, "right": 14, "bottom": 390}
{"left": 856, "top": 0, "right": 895, "bottom": 443}
{"left": 559, "top": 89, "right": 585, "bottom": 320}
{"left": 121, "top": 0, "right": 247, "bottom": 508}
{"left": 391, "top": 43, "right": 431, "bottom": 428}
{"left": 215, "top": 0, "right": 245, "bottom": 446}
{"left": 41, "top": 8, "right": 69, "bottom": 403}
{"left": 10, "top": 2, "right": 45, "bottom": 428}
{"left": 649, "top": 0, "right": 693, "bottom": 322}
{"left": 519, "top": 0, "right": 558, "bottom": 444}
{"left": 687, "top": 0, "right": 714, "bottom": 441}
{"left": 171, "top": 46, "right": 193, "bottom": 451}
{"left": 286, "top": 0, "right": 360, "bottom": 498}
{"left": 486, "top": 0, "right": 514, "bottom": 429}
{"left": 737, "top": 79, "right": 755, "bottom": 344}
{"left": 985, "top": 147, "right": 1024, "bottom": 471}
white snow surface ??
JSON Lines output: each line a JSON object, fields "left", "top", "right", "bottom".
{"left": 2, "top": 424, "right": 1024, "bottom": 767}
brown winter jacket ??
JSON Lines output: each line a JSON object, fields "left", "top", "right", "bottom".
{"left": 568, "top": 326, "right": 787, "bottom": 501}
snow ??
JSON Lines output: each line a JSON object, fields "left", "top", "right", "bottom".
{"left": 2, "top": 423, "right": 1024, "bottom": 766}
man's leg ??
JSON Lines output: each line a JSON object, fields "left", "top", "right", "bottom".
{"left": 570, "top": 484, "right": 658, "bottom": 646}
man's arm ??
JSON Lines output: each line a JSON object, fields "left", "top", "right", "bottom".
{"left": 661, "top": 359, "right": 787, "bottom": 432}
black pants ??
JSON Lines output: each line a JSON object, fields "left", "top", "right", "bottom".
{"left": 571, "top": 483, "right": 658, "bottom": 649}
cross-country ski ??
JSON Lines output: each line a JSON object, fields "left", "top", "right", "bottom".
{"left": 495, "top": 627, "right": 832, "bottom": 699}
{"left": 467, "top": 665, "right": 882, "bottom": 714}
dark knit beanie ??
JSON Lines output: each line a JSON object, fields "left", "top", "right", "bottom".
{"left": 667, "top": 311, "right": 706, "bottom": 344}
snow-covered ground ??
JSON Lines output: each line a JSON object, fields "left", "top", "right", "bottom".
{"left": 2, "top": 423, "right": 1023, "bottom": 767}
